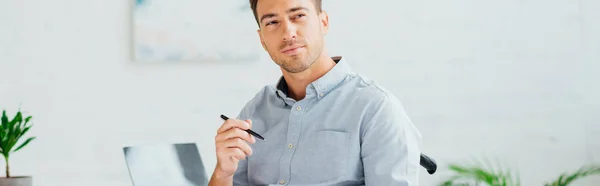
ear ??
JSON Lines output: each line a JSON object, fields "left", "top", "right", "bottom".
{"left": 319, "top": 11, "right": 329, "bottom": 35}
{"left": 257, "top": 29, "right": 267, "bottom": 51}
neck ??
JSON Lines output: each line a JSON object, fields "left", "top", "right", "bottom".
{"left": 282, "top": 55, "right": 336, "bottom": 100}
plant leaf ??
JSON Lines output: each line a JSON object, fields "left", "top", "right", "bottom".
{"left": 0, "top": 111, "right": 6, "bottom": 150}
{"left": 12, "top": 137, "right": 35, "bottom": 153}
{"left": 544, "top": 165, "right": 600, "bottom": 186}
{"left": 17, "top": 126, "right": 31, "bottom": 140}
{"left": 14, "top": 116, "right": 32, "bottom": 140}
{"left": 440, "top": 158, "right": 520, "bottom": 186}
{"left": 9, "top": 111, "right": 21, "bottom": 130}
{"left": 0, "top": 110, "right": 8, "bottom": 126}
{"left": 23, "top": 116, "right": 32, "bottom": 125}
{"left": 0, "top": 110, "right": 35, "bottom": 159}
{"left": 5, "top": 111, "right": 22, "bottom": 153}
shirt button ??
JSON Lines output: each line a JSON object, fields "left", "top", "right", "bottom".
{"left": 319, "top": 93, "right": 324, "bottom": 97}
{"left": 288, "top": 143, "right": 293, "bottom": 149}
{"left": 296, "top": 106, "right": 301, "bottom": 111}
{"left": 279, "top": 180, "right": 286, "bottom": 184}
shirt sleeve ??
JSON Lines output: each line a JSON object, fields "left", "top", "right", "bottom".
{"left": 360, "top": 94, "right": 423, "bottom": 186}
{"left": 232, "top": 87, "right": 269, "bottom": 185}
{"left": 232, "top": 109, "right": 251, "bottom": 186}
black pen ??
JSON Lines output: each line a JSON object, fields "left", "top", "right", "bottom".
{"left": 220, "top": 114, "right": 265, "bottom": 140}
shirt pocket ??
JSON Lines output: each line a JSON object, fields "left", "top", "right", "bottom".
{"left": 291, "top": 129, "right": 350, "bottom": 183}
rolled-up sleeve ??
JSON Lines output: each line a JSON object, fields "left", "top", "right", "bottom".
{"left": 360, "top": 94, "right": 422, "bottom": 185}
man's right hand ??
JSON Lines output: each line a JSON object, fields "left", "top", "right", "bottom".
{"left": 211, "top": 118, "right": 256, "bottom": 181}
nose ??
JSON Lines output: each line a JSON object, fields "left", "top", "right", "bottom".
{"left": 282, "top": 21, "right": 297, "bottom": 42}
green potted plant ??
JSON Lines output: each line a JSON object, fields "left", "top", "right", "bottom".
{"left": 0, "top": 109, "right": 36, "bottom": 186}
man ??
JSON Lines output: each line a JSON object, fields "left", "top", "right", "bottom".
{"left": 209, "top": 0, "right": 422, "bottom": 185}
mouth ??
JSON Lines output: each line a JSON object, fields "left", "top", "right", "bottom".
{"left": 281, "top": 45, "right": 305, "bottom": 55}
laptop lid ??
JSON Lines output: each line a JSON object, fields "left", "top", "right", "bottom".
{"left": 123, "top": 143, "right": 208, "bottom": 186}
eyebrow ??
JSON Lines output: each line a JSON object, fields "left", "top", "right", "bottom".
{"left": 259, "top": 7, "right": 309, "bottom": 24}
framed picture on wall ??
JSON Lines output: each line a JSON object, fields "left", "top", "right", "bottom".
{"left": 132, "top": 0, "right": 262, "bottom": 62}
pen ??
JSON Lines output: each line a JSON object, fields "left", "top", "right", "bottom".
{"left": 220, "top": 114, "right": 265, "bottom": 140}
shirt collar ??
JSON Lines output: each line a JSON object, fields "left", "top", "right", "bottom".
{"left": 276, "top": 56, "right": 352, "bottom": 101}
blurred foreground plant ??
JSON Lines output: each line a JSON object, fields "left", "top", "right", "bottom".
{"left": 544, "top": 165, "right": 600, "bottom": 186}
{"left": 439, "top": 157, "right": 520, "bottom": 186}
{"left": 440, "top": 157, "right": 600, "bottom": 186}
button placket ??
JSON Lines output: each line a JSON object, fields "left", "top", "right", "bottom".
{"left": 279, "top": 102, "right": 304, "bottom": 185}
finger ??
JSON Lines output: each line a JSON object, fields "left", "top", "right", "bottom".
{"left": 226, "top": 148, "right": 247, "bottom": 162}
{"left": 244, "top": 119, "right": 256, "bottom": 143}
{"left": 218, "top": 138, "right": 253, "bottom": 156}
{"left": 217, "top": 147, "right": 247, "bottom": 163}
{"left": 216, "top": 145, "right": 248, "bottom": 160}
{"left": 215, "top": 128, "right": 255, "bottom": 144}
{"left": 217, "top": 138, "right": 252, "bottom": 156}
{"left": 245, "top": 119, "right": 253, "bottom": 128}
{"left": 249, "top": 132, "right": 256, "bottom": 143}
{"left": 244, "top": 120, "right": 256, "bottom": 143}
{"left": 215, "top": 137, "right": 252, "bottom": 159}
{"left": 217, "top": 119, "right": 250, "bottom": 134}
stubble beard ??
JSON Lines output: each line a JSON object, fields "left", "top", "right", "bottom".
{"left": 272, "top": 39, "right": 323, "bottom": 74}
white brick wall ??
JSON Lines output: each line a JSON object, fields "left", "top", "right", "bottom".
{"left": 0, "top": 0, "right": 598, "bottom": 185}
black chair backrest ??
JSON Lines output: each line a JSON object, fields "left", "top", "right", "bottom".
{"left": 420, "top": 153, "right": 437, "bottom": 174}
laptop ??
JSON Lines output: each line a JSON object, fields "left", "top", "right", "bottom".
{"left": 123, "top": 143, "right": 209, "bottom": 186}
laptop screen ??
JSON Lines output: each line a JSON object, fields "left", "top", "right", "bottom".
{"left": 123, "top": 143, "right": 208, "bottom": 186}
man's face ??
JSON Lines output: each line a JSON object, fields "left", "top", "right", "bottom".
{"left": 255, "top": 0, "right": 328, "bottom": 73}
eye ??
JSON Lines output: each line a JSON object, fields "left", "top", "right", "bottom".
{"left": 294, "top": 14, "right": 306, "bottom": 19}
{"left": 266, "top": 20, "right": 279, "bottom": 26}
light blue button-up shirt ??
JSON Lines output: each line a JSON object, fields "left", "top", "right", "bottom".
{"left": 232, "top": 56, "right": 422, "bottom": 186}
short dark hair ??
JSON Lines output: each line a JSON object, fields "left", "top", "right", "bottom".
{"left": 249, "top": 0, "right": 322, "bottom": 26}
